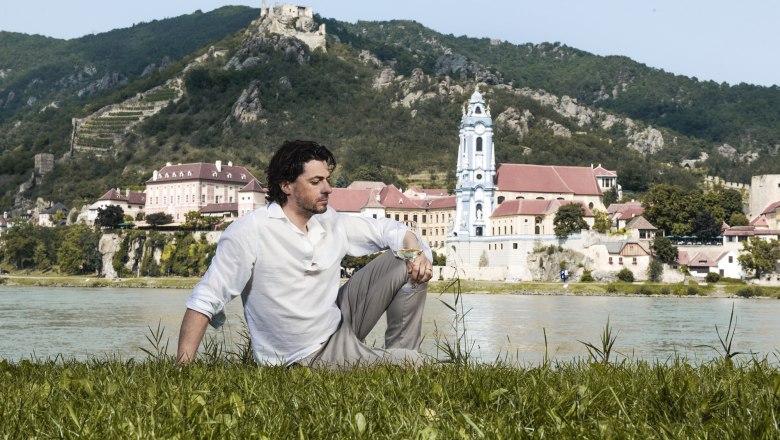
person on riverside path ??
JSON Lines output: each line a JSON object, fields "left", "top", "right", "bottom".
{"left": 176, "top": 140, "right": 433, "bottom": 369}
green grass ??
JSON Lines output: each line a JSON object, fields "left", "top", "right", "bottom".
{"left": 2, "top": 355, "right": 779, "bottom": 438}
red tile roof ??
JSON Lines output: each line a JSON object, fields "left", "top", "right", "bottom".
{"left": 148, "top": 162, "right": 256, "bottom": 185}
{"left": 98, "top": 188, "right": 147, "bottom": 205}
{"left": 239, "top": 179, "right": 266, "bottom": 193}
{"left": 419, "top": 196, "right": 456, "bottom": 209}
{"left": 761, "top": 201, "right": 780, "bottom": 215}
{"left": 496, "top": 164, "right": 608, "bottom": 196}
{"left": 379, "top": 185, "right": 421, "bottom": 209}
{"left": 200, "top": 203, "right": 238, "bottom": 214}
{"left": 750, "top": 214, "right": 769, "bottom": 227}
{"left": 329, "top": 188, "right": 377, "bottom": 212}
{"left": 491, "top": 199, "right": 593, "bottom": 218}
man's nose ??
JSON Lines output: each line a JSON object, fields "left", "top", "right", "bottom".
{"left": 323, "top": 181, "right": 332, "bottom": 193}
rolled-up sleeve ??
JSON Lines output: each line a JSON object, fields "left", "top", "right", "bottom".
{"left": 186, "top": 219, "right": 257, "bottom": 327}
{"left": 340, "top": 215, "right": 432, "bottom": 260}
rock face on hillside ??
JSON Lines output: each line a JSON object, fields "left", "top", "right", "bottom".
{"left": 225, "top": 80, "right": 264, "bottom": 126}
{"left": 434, "top": 51, "right": 501, "bottom": 85}
{"left": 496, "top": 107, "right": 532, "bottom": 138}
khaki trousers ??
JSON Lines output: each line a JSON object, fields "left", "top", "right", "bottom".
{"left": 304, "top": 251, "right": 428, "bottom": 369}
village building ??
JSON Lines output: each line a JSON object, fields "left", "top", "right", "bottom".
{"left": 607, "top": 200, "right": 644, "bottom": 229}
{"left": 88, "top": 188, "right": 147, "bottom": 223}
{"left": 238, "top": 179, "right": 268, "bottom": 217}
{"left": 37, "top": 202, "right": 70, "bottom": 227}
{"left": 144, "top": 160, "right": 257, "bottom": 223}
{"left": 624, "top": 215, "right": 657, "bottom": 241}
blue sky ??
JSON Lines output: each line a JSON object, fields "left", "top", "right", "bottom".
{"left": 1, "top": 0, "right": 777, "bottom": 86}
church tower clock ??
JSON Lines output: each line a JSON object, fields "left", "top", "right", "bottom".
{"left": 452, "top": 87, "right": 496, "bottom": 238}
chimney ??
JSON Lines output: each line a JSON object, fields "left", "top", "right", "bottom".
{"left": 216, "top": 160, "right": 222, "bottom": 172}
{"left": 166, "top": 162, "right": 172, "bottom": 167}
{"left": 228, "top": 161, "right": 233, "bottom": 167}
{"left": 126, "top": 188, "right": 130, "bottom": 197}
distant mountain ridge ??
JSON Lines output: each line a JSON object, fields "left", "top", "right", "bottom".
{"left": 0, "top": 6, "right": 778, "bottom": 211}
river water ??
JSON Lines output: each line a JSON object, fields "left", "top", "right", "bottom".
{"left": 1, "top": 286, "right": 778, "bottom": 365}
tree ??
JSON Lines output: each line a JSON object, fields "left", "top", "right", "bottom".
{"left": 617, "top": 267, "right": 635, "bottom": 282}
{"left": 728, "top": 212, "right": 749, "bottom": 227}
{"left": 592, "top": 209, "right": 611, "bottom": 234}
{"left": 650, "top": 235, "right": 678, "bottom": 264}
{"left": 738, "top": 237, "right": 780, "bottom": 279}
{"left": 0, "top": 221, "right": 37, "bottom": 269}
{"left": 553, "top": 203, "right": 589, "bottom": 239}
{"left": 146, "top": 212, "right": 174, "bottom": 227}
{"left": 57, "top": 224, "right": 102, "bottom": 274}
{"left": 602, "top": 187, "right": 619, "bottom": 207}
{"left": 96, "top": 205, "right": 125, "bottom": 228}
{"left": 691, "top": 210, "right": 721, "bottom": 239}
{"left": 647, "top": 259, "right": 663, "bottom": 282}
{"left": 642, "top": 184, "right": 698, "bottom": 235}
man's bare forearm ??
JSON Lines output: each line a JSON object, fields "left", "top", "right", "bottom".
{"left": 176, "top": 309, "right": 210, "bottom": 364}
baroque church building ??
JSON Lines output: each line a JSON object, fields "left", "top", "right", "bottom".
{"left": 446, "top": 88, "right": 619, "bottom": 280}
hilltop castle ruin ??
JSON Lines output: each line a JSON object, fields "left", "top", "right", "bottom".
{"left": 257, "top": 1, "right": 326, "bottom": 52}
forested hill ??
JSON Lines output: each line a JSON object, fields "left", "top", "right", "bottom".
{"left": 1, "top": 8, "right": 778, "bottom": 211}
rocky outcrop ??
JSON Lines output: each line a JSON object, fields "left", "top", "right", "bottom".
{"left": 527, "top": 246, "right": 590, "bottom": 282}
{"left": 225, "top": 80, "right": 264, "bottom": 126}
{"left": 77, "top": 73, "right": 127, "bottom": 97}
{"left": 225, "top": 33, "right": 310, "bottom": 70}
{"left": 434, "top": 51, "right": 501, "bottom": 84}
{"left": 627, "top": 126, "right": 665, "bottom": 154}
{"left": 495, "top": 107, "right": 532, "bottom": 138}
{"left": 373, "top": 67, "right": 396, "bottom": 90}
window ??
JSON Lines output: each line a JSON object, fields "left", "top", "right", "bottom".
{"left": 476, "top": 137, "right": 483, "bottom": 152}
{"left": 497, "top": 196, "right": 505, "bottom": 204}
{"left": 513, "top": 243, "right": 518, "bottom": 249}
{"left": 422, "top": 215, "right": 427, "bottom": 223}
{"left": 422, "top": 229, "right": 427, "bottom": 236}
{"left": 201, "top": 194, "right": 205, "bottom": 203}
{"left": 404, "top": 214, "right": 408, "bottom": 221}
{"left": 728, "top": 256, "right": 733, "bottom": 263}
{"left": 373, "top": 214, "right": 377, "bottom": 219}
{"left": 609, "top": 257, "right": 613, "bottom": 264}
{"left": 395, "top": 214, "right": 399, "bottom": 221}
{"left": 619, "top": 257, "right": 623, "bottom": 265}
{"left": 413, "top": 215, "right": 418, "bottom": 222}
{"left": 476, "top": 227, "right": 483, "bottom": 236}
{"left": 632, "top": 257, "right": 637, "bottom": 265}
{"left": 475, "top": 106, "right": 482, "bottom": 114}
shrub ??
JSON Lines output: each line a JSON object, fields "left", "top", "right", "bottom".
{"left": 580, "top": 270, "right": 594, "bottom": 282}
{"left": 736, "top": 286, "right": 763, "bottom": 298}
{"left": 606, "top": 283, "right": 618, "bottom": 293}
{"left": 686, "top": 284, "right": 700, "bottom": 296}
{"left": 659, "top": 286, "right": 671, "bottom": 296}
{"left": 705, "top": 272, "right": 721, "bottom": 283}
{"left": 635, "top": 285, "right": 654, "bottom": 296}
{"left": 617, "top": 268, "right": 635, "bottom": 283}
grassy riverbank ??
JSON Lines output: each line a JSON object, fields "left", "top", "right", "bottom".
{"left": 2, "top": 355, "right": 779, "bottom": 438}
{"left": 3, "top": 273, "right": 780, "bottom": 298}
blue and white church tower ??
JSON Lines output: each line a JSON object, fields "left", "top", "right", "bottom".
{"left": 452, "top": 86, "right": 497, "bottom": 239}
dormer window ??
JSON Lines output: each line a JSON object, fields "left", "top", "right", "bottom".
{"left": 227, "top": 173, "right": 232, "bottom": 179}
{"left": 212, "top": 171, "right": 217, "bottom": 177}
{"left": 187, "top": 171, "right": 192, "bottom": 177}
{"left": 179, "top": 172, "right": 184, "bottom": 177}
{"left": 241, "top": 174, "right": 247, "bottom": 180}
{"left": 164, "top": 173, "right": 169, "bottom": 178}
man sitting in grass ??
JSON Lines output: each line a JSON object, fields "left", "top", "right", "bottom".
{"left": 177, "top": 140, "right": 433, "bottom": 369}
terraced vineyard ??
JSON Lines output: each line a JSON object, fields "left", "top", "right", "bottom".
{"left": 71, "top": 80, "right": 183, "bottom": 154}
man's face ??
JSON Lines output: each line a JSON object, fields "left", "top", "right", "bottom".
{"left": 282, "top": 160, "right": 332, "bottom": 217}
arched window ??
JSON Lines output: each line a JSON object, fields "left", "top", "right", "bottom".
{"left": 476, "top": 137, "right": 483, "bottom": 152}
{"left": 588, "top": 202, "right": 594, "bottom": 209}
{"left": 475, "top": 106, "right": 482, "bottom": 114}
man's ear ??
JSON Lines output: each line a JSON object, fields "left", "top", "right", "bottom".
{"left": 280, "top": 181, "right": 292, "bottom": 196}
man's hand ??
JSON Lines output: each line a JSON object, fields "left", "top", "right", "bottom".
{"left": 407, "top": 253, "right": 434, "bottom": 284}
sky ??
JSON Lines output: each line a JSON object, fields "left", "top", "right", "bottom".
{"left": 1, "top": 0, "right": 777, "bottom": 87}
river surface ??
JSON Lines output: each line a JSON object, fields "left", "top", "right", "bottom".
{"left": 1, "top": 286, "right": 779, "bottom": 365}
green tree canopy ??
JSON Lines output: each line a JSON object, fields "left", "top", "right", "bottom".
{"left": 650, "top": 235, "right": 679, "bottom": 264}
{"left": 146, "top": 212, "right": 174, "bottom": 227}
{"left": 96, "top": 205, "right": 125, "bottom": 228}
{"left": 738, "top": 237, "right": 780, "bottom": 279}
{"left": 592, "top": 209, "right": 611, "bottom": 234}
{"left": 553, "top": 203, "right": 589, "bottom": 239}
{"left": 57, "top": 224, "right": 102, "bottom": 274}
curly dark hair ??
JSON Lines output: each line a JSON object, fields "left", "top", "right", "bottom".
{"left": 266, "top": 140, "right": 337, "bottom": 205}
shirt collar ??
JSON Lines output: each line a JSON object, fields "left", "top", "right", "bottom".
{"left": 267, "top": 202, "right": 327, "bottom": 240}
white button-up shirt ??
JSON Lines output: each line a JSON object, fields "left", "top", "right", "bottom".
{"left": 186, "top": 202, "right": 429, "bottom": 366}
